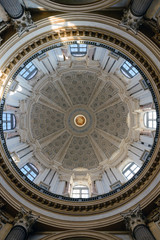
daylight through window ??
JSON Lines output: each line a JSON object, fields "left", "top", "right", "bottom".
{"left": 21, "top": 163, "right": 39, "bottom": 181}
{"left": 121, "top": 61, "right": 138, "bottom": 78}
{"left": 122, "top": 162, "right": 140, "bottom": 180}
{"left": 144, "top": 111, "right": 157, "bottom": 129}
{"left": 2, "top": 113, "right": 16, "bottom": 131}
{"left": 72, "top": 185, "right": 89, "bottom": 198}
{"left": 70, "top": 44, "right": 87, "bottom": 57}
{"left": 19, "top": 62, "right": 38, "bottom": 80}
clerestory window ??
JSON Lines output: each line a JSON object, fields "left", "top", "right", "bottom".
{"left": 19, "top": 62, "right": 38, "bottom": 80}
{"left": 2, "top": 113, "right": 16, "bottom": 131}
{"left": 70, "top": 44, "right": 87, "bottom": 57}
{"left": 21, "top": 163, "right": 39, "bottom": 181}
{"left": 72, "top": 185, "right": 89, "bottom": 198}
{"left": 122, "top": 162, "right": 140, "bottom": 180}
{"left": 121, "top": 61, "right": 138, "bottom": 79}
{"left": 144, "top": 111, "right": 157, "bottom": 129}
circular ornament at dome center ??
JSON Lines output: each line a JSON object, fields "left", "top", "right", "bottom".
{"left": 74, "top": 114, "right": 86, "bottom": 127}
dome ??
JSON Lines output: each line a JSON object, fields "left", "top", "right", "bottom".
{"left": 0, "top": 1, "right": 160, "bottom": 239}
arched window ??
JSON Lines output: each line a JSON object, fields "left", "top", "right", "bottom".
{"left": 144, "top": 111, "right": 157, "bottom": 129}
{"left": 19, "top": 62, "right": 38, "bottom": 80}
{"left": 72, "top": 185, "right": 89, "bottom": 198}
{"left": 70, "top": 44, "right": 87, "bottom": 57}
{"left": 122, "top": 162, "right": 140, "bottom": 180}
{"left": 121, "top": 61, "right": 138, "bottom": 79}
{"left": 20, "top": 163, "right": 39, "bottom": 181}
{"left": 2, "top": 113, "right": 16, "bottom": 131}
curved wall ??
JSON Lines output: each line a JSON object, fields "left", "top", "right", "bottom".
{"left": 0, "top": 13, "right": 160, "bottom": 229}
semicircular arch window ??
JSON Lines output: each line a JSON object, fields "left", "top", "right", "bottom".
{"left": 72, "top": 185, "right": 89, "bottom": 198}
{"left": 20, "top": 163, "right": 39, "bottom": 181}
{"left": 2, "top": 113, "right": 16, "bottom": 131}
{"left": 122, "top": 162, "right": 140, "bottom": 180}
{"left": 70, "top": 44, "right": 87, "bottom": 57}
{"left": 121, "top": 61, "right": 139, "bottom": 79}
{"left": 144, "top": 111, "right": 157, "bottom": 129}
{"left": 19, "top": 62, "right": 38, "bottom": 80}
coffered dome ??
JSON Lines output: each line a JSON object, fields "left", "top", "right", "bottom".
{"left": 29, "top": 69, "right": 129, "bottom": 171}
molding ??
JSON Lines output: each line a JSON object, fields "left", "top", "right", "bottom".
{"left": 31, "top": 0, "right": 121, "bottom": 12}
{"left": 0, "top": 13, "right": 159, "bottom": 227}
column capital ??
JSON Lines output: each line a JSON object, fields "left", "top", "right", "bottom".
{"left": 13, "top": 208, "right": 39, "bottom": 232}
{"left": 147, "top": 197, "right": 160, "bottom": 223}
{"left": 121, "top": 205, "right": 146, "bottom": 232}
{"left": 119, "top": 9, "right": 143, "bottom": 34}
{"left": 12, "top": 10, "right": 36, "bottom": 36}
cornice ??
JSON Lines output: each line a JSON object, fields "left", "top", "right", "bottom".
{"left": 0, "top": 14, "right": 160, "bottom": 228}
{"left": 31, "top": 0, "right": 121, "bottom": 12}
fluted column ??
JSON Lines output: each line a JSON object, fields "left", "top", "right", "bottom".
{"left": 147, "top": 197, "right": 160, "bottom": 240}
{"left": 120, "top": 0, "right": 154, "bottom": 33}
{"left": 0, "top": 0, "right": 24, "bottom": 19}
{"left": 121, "top": 205, "right": 156, "bottom": 240}
{"left": 0, "top": 199, "right": 13, "bottom": 240}
{"left": 0, "top": 0, "right": 35, "bottom": 36}
{"left": 5, "top": 208, "right": 39, "bottom": 240}
{"left": 131, "top": 0, "right": 153, "bottom": 17}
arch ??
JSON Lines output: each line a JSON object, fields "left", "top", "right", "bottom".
{"left": 40, "top": 230, "right": 121, "bottom": 240}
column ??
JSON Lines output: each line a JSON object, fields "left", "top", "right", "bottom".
{"left": 95, "top": 180, "right": 104, "bottom": 195}
{"left": 56, "top": 181, "right": 65, "bottom": 195}
{"left": 147, "top": 197, "right": 160, "bottom": 240}
{"left": 131, "top": 0, "right": 153, "bottom": 17}
{"left": 0, "top": 0, "right": 35, "bottom": 36}
{"left": 120, "top": 0, "right": 153, "bottom": 33}
{"left": 5, "top": 208, "right": 38, "bottom": 240}
{"left": 0, "top": 0, "right": 24, "bottom": 19}
{"left": 0, "top": 200, "right": 13, "bottom": 240}
{"left": 121, "top": 205, "right": 156, "bottom": 240}
{"left": 0, "top": 4, "right": 9, "bottom": 21}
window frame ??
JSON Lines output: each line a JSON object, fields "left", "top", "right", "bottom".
{"left": 144, "top": 111, "right": 157, "bottom": 129}
{"left": 70, "top": 44, "right": 87, "bottom": 57}
{"left": 122, "top": 162, "right": 140, "bottom": 180}
{"left": 19, "top": 62, "right": 38, "bottom": 80}
{"left": 120, "top": 61, "right": 138, "bottom": 79}
{"left": 72, "top": 185, "right": 89, "bottom": 198}
{"left": 20, "top": 163, "right": 39, "bottom": 182}
{"left": 2, "top": 113, "right": 16, "bottom": 131}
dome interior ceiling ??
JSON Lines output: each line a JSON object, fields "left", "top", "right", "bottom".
{"left": 30, "top": 70, "right": 129, "bottom": 170}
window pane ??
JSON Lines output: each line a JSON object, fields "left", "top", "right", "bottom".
{"left": 133, "top": 167, "right": 139, "bottom": 173}
{"left": 3, "top": 123, "right": 6, "bottom": 130}
{"left": 7, "top": 114, "right": 11, "bottom": 120}
{"left": 73, "top": 189, "right": 80, "bottom": 194}
{"left": 21, "top": 168, "right": 27, "bottom": 175}
{"left": 24, "top": 165, "right": 30, "bottom": 171}
{"left": 3, "top": 114, "right": 6, "bottom": 120}
{"left": 81, "top": 194, "right": 88, "bottom": 198}
{"left": 124, "top": 170, "right": 130, "bottom": 177}
{"left": 72, "top": 194, "right": 79, "bottom": 198}
{"left": 121, "top": 61, "right": 138, "bottom": 78}
{"left": 81, "top": 189, "right": 88, "bottom": 193}
{"left": 127, "top": 173, "right": 134, "bottom": 180}
{"left": 30, "top": 171, "right": 36, "bottom": 177}
{"left": 27, "top": 174, "right": 34, "bottom": 181}
{"left": 130, "top": 164, "right": 136, "bottom": 171}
